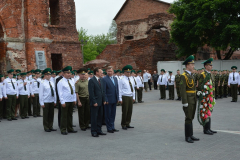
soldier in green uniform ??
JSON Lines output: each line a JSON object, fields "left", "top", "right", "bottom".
{"left": 214, "top": 70, "right": 219, "bottom": 99}
{"left": 219, "top": 70, "right": 224, "bottom": 99}
{"left": 75, "top": 68, "right": 90, "bottom": 131}
{"left": 180, "top": 55, "right": 199, "bottom": 143}
{"left": 223, "top": 70, "right": 228, "bottom": 98}
{"left": 198, "top": 58, "right": 217, "bottom": 135}
{"left": 175, "top": 69, "right": 181, "bottom": 100}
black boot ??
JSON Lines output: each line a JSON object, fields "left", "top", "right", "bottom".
{"left": 190, "top": 124, "right": 199, "bottom": 141}
{"left": 185, "top": 124, "right": 194, "bottom": 143}
{"left": 209, "top": 118, "right": 217, "bottom": 134}
{"left": 203, "top": 121, "right": 213, "bottom": 135}
{"left": 179, "top": 97, "right": 181, "bottom": 101}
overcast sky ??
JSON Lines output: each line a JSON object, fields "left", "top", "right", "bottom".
{"left": 75, "top": 0, "right": 174, "bottom": 36}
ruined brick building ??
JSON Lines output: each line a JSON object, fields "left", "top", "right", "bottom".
{"left": 92, "top": 0, "right": 176, "bottom": 72}
{"left": 0, "top": 0, "right": 82, "bottom": 74}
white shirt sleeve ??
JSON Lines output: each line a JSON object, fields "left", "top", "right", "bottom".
{"left": 3, "top": 79, "right": 7, "bottom": 98}
{"left": 57, "top": 81, "right": 65, "bottom": 105}
{"left": 119, "top": 79, "right": 123, "bottom": 101}
{"left": 39, "top": 81, "right": 44, "bottom": 106}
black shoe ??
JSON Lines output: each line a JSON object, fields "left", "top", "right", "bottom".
{"left": 50, "top": 128, "right": 57, "bottom": 131}
{"left": 185, "top": 137, "right": 194, "bottom": 143}
{"left": 81, "top": 128, "right": 87, "bottom": 131}
{"left": 231, "top": 100, "right": 237, "bottom": 102}
{"left": 127, "top": 126, "right": 134, "bottom": 128}
{"left": 87, "top": 126, "right": 91, "bottom": 129}
{"left": 33, "top": 115, "right": 37, "bottom": 117}
{"left": 12, "top": 118, "right": 17, "bottom": 120}
{"left": 97, "top": 132, "right": 107, "bottom": 135}
{"left": 72, "top": 125, "right": 76, "bottom": 127}
{"left": 190, "top": 136, "right": 199, "bottom": 141}
{"left": 8, "top": 119, "right": 12, "bottom": 121}
{"left": 21, "top": 117, "right": 25, "bottom": 119}
{"left": 68, "top": 130, "right": 77, "bottom": 133}
{"left": 45, "top": 129, "right": 51, "bottom": 132}
{"left": 107, "top": 130, "right": 114, "bottom": 133}
{"left": 113, "top": 129, "right": 119, "bottom": 132}
{"left": 159, "top": 98, "right": 163, "bottom": 100}
{"left": 122, "top": 126, "right": 127, "bottom": 130}
{"left": 210, "top": 129, "right": 217, "bottom": 134}
{"left": 92, "top": 133, "right": 99, "bottom": 137}
{"left": 0, "top": 117, "right": 3, "bottom": 120}
{"left": 37, "top": 115, "right": 42, "bottom": 117}
{"left": 61, "top": 132, "right": 68, "bottom": 135}
{"left": 204, "top": 130, "right": 213, "bottom": 135}
{"left": 25, "top": 116, "right": 29, "bottom": 118}
{"left": 167, "top": 98, "right": 171, "bottom": 100}
{"left": 28, "top": 114, "right": 33, "bottom": 116}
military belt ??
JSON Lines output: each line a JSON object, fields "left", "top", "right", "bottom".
{"left": 186, "top": 91, "right": 196, "bottom": 93}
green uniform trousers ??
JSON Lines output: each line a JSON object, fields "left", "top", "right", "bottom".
{"left": 230, "top": 84, "right": 238, "bottom": 101}
{"left": 159, "top": 85, "right": 166, "bottom": 99}
{"left": 223, "top": 85, "right": 228, "bottom": 96}
{"left": 19, "top": 95, "right": 28, "bottom": 118}
{"left": 183, "top": 103, "right": 196, "bottom": 125}
{"left": 168, "top": 85, "right": 174, "bottom": 99}
{"left": 0, "top": 99, "right": 3, "bottom": 118}
{"left": 144, "top": 82, "right": 148, "bottom": 91}
{"left": 78, "top": 97, "right": 90, "bottom": 129}
{"left": 61, "top": 102, "right": 74, "bottom": 132}
{"left": 134, "top": 87, "right": 137, "bottom": 101}
{"left": 6, "top": 95, "right": 16, "bottom": 120}
{"left": 176, "top": 85, "right": 180, "bottom": 98}
{"left": 33, "top": 94, "right": 41, "bottom": 116}
{"left": 28, "top": 97, "right": 32, "bottom": 116}
{"left": 215, "top": 85, "right": 219, "bottom": 97}
{"left": 137, "top": 87, "right": 143, "bottom": 102}
{"left": 43, "top": 102, "right": 54, "bottom": 130}
{"left": 121, "top": 96, "right": 133, "bottom": 127}
{"left": 219, "top": 86, "right": 223, "bottom": 96}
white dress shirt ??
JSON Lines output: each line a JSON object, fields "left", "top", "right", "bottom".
{"left": 157, "top": 74, "right": 168, "bottom": 85}
{"left": 57, "top": 77, "right": 76, "bottom": 104}
{"left": 18, "top": 79, "right": 30, "bottom": 96}
{"left": 50, "top": 77, "right": 55, "bottom": 86}
{"left": 0, "top": 82, "right": 3, "bottom": 99}
{"left": 118, "top": 76, "right": 135, "bottom": 101}
{"left": 167, "top": 75, "right": 175, "bottom": 85}
{"left": 130, "top": 76, "right": 138, "bottom": 88}
{"left": 228, "top": 72, "right": 239, "bottom": 85}
{"left": 3, "top": 78, "right": 18, "bottom": 97}
{"left": 143, "top": 73, "right": 149, "bottom": 82}
{"left": 74, "top": 75, "right": 80, "bottom": 82}
{"left": 136, "top": 76, "right": 144, "bottom": 88}
{"left": 31, "top": 78, "right": 41, "bottom": 95}
{"left": 39, "top": 79, "right": 56, "bottom": 106}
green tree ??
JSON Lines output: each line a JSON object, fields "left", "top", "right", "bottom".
{"left": 169, "top": 0, "right": 240, "bottom": 60}
{"left": 108, "top": 20, "right": 118, "bottom": 44}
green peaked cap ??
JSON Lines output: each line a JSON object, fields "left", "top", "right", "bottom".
{"left": 122, "top": 65, "right": 133, "bottom": 72}
{"left": 182, "top": 55, "right": 195, "bottom": 65}
{"left": 131, "top": 70, "right": 136, "bottom": 73}
{"left": 231, "top": 66, "right": 237, "bottom": 69}
{"left": 34, "top": 69, "right": 41, "bottom": 74}
{"left": 161, "top": 69, "right": 165, "bottom": 72}
{"left": 137, "top": 70, "right": 142, "bottom": 73}
{"left": 62, "top": 66, "right": 72, "bottom": 72}
{"left": 20, "top": 72, "right": 27, "bottom": 76}
{"left": 201, "top": 58, "right": 213, "bottom": 65}
{"left": 42, "top": 68, "right": 52, "bottom": 75}
{"left": 7, "top": 69, "right": 14, "bottom": 73}
{"left": 16, "top": 69, "right": 21, "bottom": 73}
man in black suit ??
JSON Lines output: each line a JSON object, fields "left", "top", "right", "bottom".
{"left": 88, "top": 67, "right": 106, "bottom": 137}
{"left": 102, "top": 66, "right": 119, "bottom": 133}
{"left": 55, "top": 71, "right": 63, "bottom": 128}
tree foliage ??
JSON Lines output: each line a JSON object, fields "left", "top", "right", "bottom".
{"left": 78, "top": 26, "right": 117, "bottom": 63}
{"left": 169, "top": 0, "right": 240, "bottom": 60}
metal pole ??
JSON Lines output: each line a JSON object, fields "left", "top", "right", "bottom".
{"left": 82, "top": 44, "right": 84, "bottom": 64}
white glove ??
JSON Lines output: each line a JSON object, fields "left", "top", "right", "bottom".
{"left": 183, "top": 103, "right": 188, "bottom": 107}
{"left": 197, "top": 91, "right": 202, "bottom": 96}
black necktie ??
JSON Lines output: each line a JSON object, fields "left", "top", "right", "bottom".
{"left": 140, "top": 76, "right": 143, "bottom": 84}
{"left": 98, "top": 79, "right": 101, "bottom": 86}
{"left": 23, "top": 80, "right": 26, "bottom": 91}
{"left": 133, "top": 77, "right": 137, "bottom": 85}
{"left": 37, "top": 80, "right": 40, "bottom": 88}
{"left": 11, "top": 79, "right": 15, "bottom": 89}
{"left": 170, "top": 76, "right": 171, "bottom": 83}
{"left": 161, "top": 76, "right": 162, "bottom": 82}
{"left": 67, "top": 80, "right": 73, "bottom": 95}
{"left": 128, "top": 78, "right": 133, "bottom": 92}
{"left": 49, "top": 82, "right": 54, "bottom": 96}
{"left": 233, "top": 73, "right": 235, "bottom": 81}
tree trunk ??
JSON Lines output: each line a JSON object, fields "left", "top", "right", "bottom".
{"left": 223, "top": 48, "right": 235, "bottom": 60}
{"left": 216, "top": 50, "right": 221, "bottom": 60}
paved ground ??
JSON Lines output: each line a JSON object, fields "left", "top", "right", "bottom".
{"left": 0, "top": 89, "right": 240, "bottom": 160}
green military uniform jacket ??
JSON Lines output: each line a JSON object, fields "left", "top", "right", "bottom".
{"left": 175, "top": 74, "right": 181, "bottom": 86}
{"left": 198, "top": 70, "right": 215, "bottom": 97}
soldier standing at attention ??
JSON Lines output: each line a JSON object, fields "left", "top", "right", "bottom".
{"left": 228, "top": 66, "right": 239, "bottom": 102}
{"left": 214, "top": 70, "right": 220, "bottom": 99}
{"left": 157, "top": 69, "right": 167, "bottom": 100}
{"left": 136, "top": 70, "right": 144, "bottom": 103}
{"left": 175, "top": 69, "right": 181, "bottom": 101}
{"left": 39, "top": 68, "right": 57, "bottom": 132}
{"left": 119, "top": 65, "right": 135, "bottom": 130}
{"left": 57, "top": 66, "right": 77, "bottom": 135}
{"left": 198, "top": 58, "right": 217, "bottom": 135}
{"left": 143, "top": 70, "right": 149, "bottom": 92}
{"left": 31, "top": 69, "right": 42, "bottom": 117}
{"left": 167, "top": 71, "right": 175, "bottom": 100}
{"left": 18, "top": 73, "right": 30, "bottom": 119}
{"left": 223, "top": 70, "right": 228, "bottom": 98}
{"left": 75, "top": 68, "right": 90, "bottom": 131}
{"left": 219, "top": 71, "right": 224, "bottom": 99}
{"left": 3, "top": 69, "right": 19, "bottom": 121}
{"left": 180, "top": 55, "right": 199, "bottom": 143}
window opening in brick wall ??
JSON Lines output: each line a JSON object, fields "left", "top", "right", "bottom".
{"left": 49, "top": 0, "right": 60, "bottom": 25}
{"left": 124, "top": 35, "right": 134, "bottom": 40}
{"left": 51, "top": 53, "right": 62, "bottom": 70}
{"left": 0, "top": 24, "right": 3, "bottom": 39}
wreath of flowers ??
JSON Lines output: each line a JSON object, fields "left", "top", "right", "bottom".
{"left": 197, "top": 74, "right": 216, "bottom": 126}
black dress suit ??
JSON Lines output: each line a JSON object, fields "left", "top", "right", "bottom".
{"left": 56, "top": 76, "right": 63, "bottom": 128}
{"left": 88, "top": 76, "right": 105, "bottom": 134}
